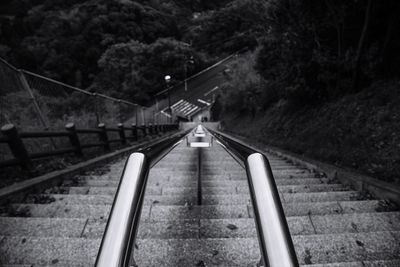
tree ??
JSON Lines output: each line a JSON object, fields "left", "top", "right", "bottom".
{"left": 94, "top": 38, "right": 207, "bottom": 104}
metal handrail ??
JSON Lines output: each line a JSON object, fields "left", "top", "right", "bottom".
{"left": 95, "top": 130, "right": 189, "bottom": 267}
{"left": 208, "top": 129, "right": 299, "bottom": 267}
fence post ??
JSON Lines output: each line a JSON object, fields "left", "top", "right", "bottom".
{"left": 154, "top": 122, "right": 159, "bottom": 135}
{"left": 65, "top": 123, "right": 83, "bottom": 156}
{"left": 98, "top": 123, "right": 110, "bottom": 151}
{"left": 142, "top": 124, "right": 147, "bottom": 137}
{"left": 1, "top": 124, "right": 31, "bottom": 169}
{"left": 93, "top": 93, "right": 100, "bottom": 125}
{"left": 118, "top": 100, "right": 123, "bottom": 123}
{"left": 131, "top": 123, "right": 138, "bottom": 141}
{"left": 118, "top": 123, "right": 126, "bottom": 145}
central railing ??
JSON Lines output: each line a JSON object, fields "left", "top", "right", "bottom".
{"left": 95, "top": 129, "right": 190, "bottom": 267}
{"left": 209, "top": 129, "right": 299, "bottom": 267}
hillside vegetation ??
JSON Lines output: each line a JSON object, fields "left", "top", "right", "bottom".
{"left": 222, "top": 66, "right": 400, "bottom": 183}
{"left": 0, "top": 0, "right": 265, "bottom": 104}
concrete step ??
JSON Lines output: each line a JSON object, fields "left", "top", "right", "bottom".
{"left": 83, "top": 219, "right": 199, "bottom": 239}
{"left": 0, "top": 217, "right": 87, "bottom": 238}
{"left": 5, "top": 203, "right": 114, "bottom": 220}
{"left": 25, "top": 193, "right": 198, "bottom": 206}
{"left": 293, "top": 231, "right": 400, "bottom": 265}
{"left": 42, "top": 183, "right": 347, "bottom": 198}
{"left": 66, "top": 187, "right": 120, "bottom": 195}
{"left": 282, "top": 191, "right": 361, "bottom": 203}
{"left": 133, "top": 231, "right": 400, "bottom": 266}
{"left": 199, "top": 212, "right": 400, "bottom": 238}
{"left": 150, "top": 177, "right": 332, "bottom": 187}
{"left": 133, "top": 238, "right": 260, "bottom": 266}
{"left": 309, "top": 212, "right": 400, "bottom": 234}
{"left": 230, "top": 172, "right": 319, "bottom": 179}
{"left": 199, "top": 218, "right": 312, "bottom": 238}
{"left": 144, "top": 200, "right": 387, "bottom": 221}
{"left": 203, "top": 191, "right": 362, "bottom": 205}
{"left": 25, "top": 191, "right": 360, "bottom": 209}
{"left": 271, "top": 184, "right": 347, "bottom": 193}
{"left": 1, "top": 232, "right": 398, "bottom": 266}
{"left": 0, "top": 236, "right": 100, "bottom": 266}
{"left": 147, "top": 204, "right": 251, "bottom": 221}
{"left": 306, "top": 260, "right": 400, "bottom": 267}
{"left": 64, "top": 179, "right": 119, "bottom": 187}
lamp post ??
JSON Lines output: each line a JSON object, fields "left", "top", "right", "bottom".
{"left": 184, "top": 56, "right": 194, "bottom": 92}
{"left": 164, "top": 75, "right": 171, "bottom": 123}
{"left": 183, "top": 56, "right": 194, "bottom": 92}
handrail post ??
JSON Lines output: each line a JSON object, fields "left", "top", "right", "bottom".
{"left": 246, "top": 153, "right": 299, "bottom": 267}
{"left": 118, "top": 123, "right": 126, "bottom": 145}
{"left": 1, "top": 124, "right": 31, "bottom": 169}
{"left": 65, "top": 123, "right": 83, "bottom": 156}
{"left": 98, "top": 123, "right": 110, "bottom": 151}
{"left": 131, "top": 123, "right": 138, "bottom": 142}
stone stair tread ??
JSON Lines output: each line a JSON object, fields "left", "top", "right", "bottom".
{"left": 133, "top": 237, "right": 260, "bottom": 266}
{"left": 293, "top": 231, "right": 400, "bottom": 265}
{"left": 202, "top": 191, "right": 361, "bottom": 205}
{"left": 149, "top": 184, "right": 348, "bottom": 196}
{"left": 362, "top": 259, "right": 400, "bottom": 266}
{"left": 199, "top": 217, "right": 313, "bottom": 238}
{"left": 84, "top": 219, "right": 200, "bottom": 239}
{"left": 147, "top": 204, "right": 251, "bottom": 220}
{"left": 282, "top": 200, "right": 383, "bottom": 217}
{"left": 6, "top": 203, "right": 114, "bottom": 220}
{"left": 24, "top": 194, "right": 115, "bottom": 205}
{"left": 0, "top": 217, "right": 87, "bottom": 237}
{"left": 65, "top": 179, "right": 120, "bottom": 187}
{"left": 0, "top": 236, "right": 100, "bottom": 266}
{"left": 188, "top": 178, "right": 332, "bottom": 187}
{"left": 282, "top": 191, "right": 361, "bottom": 203}
{"left": 130, "top": 231, "right": 400, "bottom": 266}
{"left": 1, "top": 232, "right": 398, "bottom": 266}
{"left": 310, "top": 212, "right": 400, "bottom": 234}
{"left": 304, "top": 259, "right": 400, "bottom": 266}
{"left": 158, "top": 177, "right": 330, "bottom": 187}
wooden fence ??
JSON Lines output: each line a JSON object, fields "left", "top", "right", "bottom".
{"left": 0, "top": 122, "right": 179, "bottom": 170}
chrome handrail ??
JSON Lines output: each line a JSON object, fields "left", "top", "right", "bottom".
{"left": 95, "top": 131, "right": 189, "bottom": 267}
{"left": 95, "top": 153, "right": 148, "bottom": 267}
{"left": 209, "top": 129, "right": 299, "bottom": 267}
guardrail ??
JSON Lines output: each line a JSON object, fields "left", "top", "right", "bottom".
{"left": 0, "top": 123, "right": 179, "bottom": 170}
{"left": 95, "top": 129, "right": 189, "bottom": 267}
{"left": 208, "top": 129, "right": 299, "bottom": 267}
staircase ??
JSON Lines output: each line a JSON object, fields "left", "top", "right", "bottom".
{"left": 0, "top": 140, "right": 399, "bottom": 266}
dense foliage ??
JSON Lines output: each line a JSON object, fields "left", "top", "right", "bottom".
{"left": 216, "top": 0, "right": 400, "bottom": 113}
{"left": 0, "top": 0, "right": 232, "bottom": 104}
{"left": 1, "top": 0, "right": 399, "bottom": 107}
{"left": 93, "top": 38, "right": 208, "bottom": 102}
{"left": 254, "top": 0, "right": 400, "bottom": 108}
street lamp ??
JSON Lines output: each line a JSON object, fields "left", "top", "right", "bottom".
{"left": 184, "top": 56, "right": 194, "bottom": 92}
{"left": 164, "top": 75, "right": 172, "bottom": 122}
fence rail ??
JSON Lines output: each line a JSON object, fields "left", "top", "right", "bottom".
{"left": 0, "top": 57, "right": 172, "bottom": 163}
{"left": 0, "top": 123, "right": 179, "bottom": 170}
